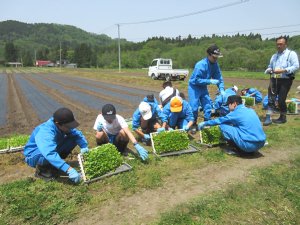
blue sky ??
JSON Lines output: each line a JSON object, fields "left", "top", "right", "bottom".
{"left": 1, "top": 0, "right": 300, "bottom": 42}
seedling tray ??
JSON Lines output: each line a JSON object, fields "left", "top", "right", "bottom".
{"left": 0, "top": 146, "right": 24, "bottom": 154}
{"left": 150, "top": 130, "right": 198, "bottom": 157}
{"left": 286, "top": 101, "right": 299, "bottom": 115}
{"left": 241, "top": 96, "right": 255, "bottom": 106}
{"left": 78, "top": 153, "right": 132, "bottom": 184}
{"left": 198, "top": 126, "right": 226, "bottom": 148}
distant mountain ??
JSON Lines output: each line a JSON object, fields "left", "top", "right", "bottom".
{"left": 0, "top": 20, "right": 120, "bottom": 49}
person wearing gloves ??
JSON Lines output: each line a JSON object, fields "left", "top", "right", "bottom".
{"left": 264, "top": 36, "right": 299, "bottom": 125}
{"left": 188, "top": 44, "right": 225, "bottom": 124}
{"left": 132, "top": 95, "right": 168, "bottom": 144}
{"left": 240, "top": 88, "right": 263, "bottom": 103}
{"left": 163, "top": 96, "right": 194, "bottom": 131}
{"left": 24, "top": 107, "right": 88, "bottom": 183}
{"left": 213, "top": 85, "right": 238, "bottom": 116}
{"left": 94, "top": 104, "right": 148, "bottom": 161}
{"left": 198, "top": 95, "right": 266, "bottom": 154}
{"left": 159, "top": 81, "right": 180, "bottom": 107}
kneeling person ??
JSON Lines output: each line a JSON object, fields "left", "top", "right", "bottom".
{"left": 198, "top": 95, "right": 266, "bottom": 153}
{"left": 24, "top": 107, "right": 88, "bottom": 183}
{"left": 94, "top": 104, "right": 148, "bottom": 160}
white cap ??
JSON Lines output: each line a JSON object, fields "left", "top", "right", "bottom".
{"left": 160, "top": 86, "right": 174, "bottom": 102}
{"left": 296, "top": 86, "right": 300, "bottom": 94}
{"left": 233, "top": 85, "right": 238, "bottom": 93}
{"left": 139, "top": 102, "right": 152, "bottom": 120}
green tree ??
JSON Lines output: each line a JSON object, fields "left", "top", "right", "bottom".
{"left": 4, "top": 42, "right": 18, "bottom": 62}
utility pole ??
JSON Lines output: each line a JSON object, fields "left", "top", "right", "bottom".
{"left": 34, "top": 50, "right": 37, "bottom": 67}
{"left": 117, "top": 24, "right": 121, "bottom": 73}
{"left": 59, "top": 41, "right": 62, "bottom": 69}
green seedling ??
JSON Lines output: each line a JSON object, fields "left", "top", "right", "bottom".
{"left": 152, "top": 130, "right": 189, "bottom": 154}
{"left": 201, "top": 126, "right": 224, "bottom": 145}
{"left": 241, "top": 96, "right": 255, "bottom": 106}
{"left": 9, "top": 135, "right": 30, "bottom": 148}
{"left": 287, "top": 102, "right": 297, "bottom": 113}
{"left": 83, "top": 143, "right": 123, "bottom": 180}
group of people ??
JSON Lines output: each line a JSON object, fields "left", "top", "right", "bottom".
{"left": 23, "top": 36, "right": 298, "bottom": 184}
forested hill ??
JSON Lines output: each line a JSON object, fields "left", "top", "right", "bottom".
{"left": 0, "top": 20, "right": 117, "bottom": 48}
{"left": 0, "top": 20, "right": 299, "bottom": 70}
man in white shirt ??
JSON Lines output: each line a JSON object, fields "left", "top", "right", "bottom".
{"left": 93, "top": 104, "right": 148, "bottom": 160}
{"left": 159, "top": 81, "right": 180, "bottom": 107}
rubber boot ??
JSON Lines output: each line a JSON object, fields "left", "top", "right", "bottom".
{"left": 35, "top": 165, "right": 55, "bottom": 181}
{"left": 263, "top": 114, "right": 272, "bottom": 126}
{"left": 274, "top": 114, "right": 287, "bottom": 124}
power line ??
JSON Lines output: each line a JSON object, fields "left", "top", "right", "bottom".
{"left": 119, "top": 0, "right": 249, "bottom": 25}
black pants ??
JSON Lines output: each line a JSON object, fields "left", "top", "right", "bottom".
{"left": 268, "top": 78, "right": 293, "bottom": 113}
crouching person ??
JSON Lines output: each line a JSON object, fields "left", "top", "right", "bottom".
{"left": 198, "top": 95, "right": 266, "bottom": 154}
{"left": 94, "top": 104, "right": 148, "bottom": 161}
{"left": 24, "top": 108, "right": 88, "bottom": 183}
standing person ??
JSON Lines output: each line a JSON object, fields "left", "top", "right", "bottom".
{"left": 159, "top": 81, "right": 180, "bottom": 107}
{"left": 188, "top": 44, "right": 225, "bottom": 125}
{"left": 163, "top": 96, "right": 194, "bottom": 131}
{"left": 198, "top": 95, "right": 266, "bottom": 154}
{"left": 240, "top": 88, "right": 263, "bottom": 103}
{"left": 132, "top": 95, "right": 168, "bottom": 144}
{"left": 94, "top": 104, "right": 148, "bottom": 161}
{"left": 24, "top": 108, "right": 88, "bottom": 183}
{"left": 264, "top": 36, "right": 299, "bottom": 125}
{"left": 213, "top": 85, "right": 238, "bottom": 116}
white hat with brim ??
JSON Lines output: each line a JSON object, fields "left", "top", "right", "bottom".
{"left": 139, "top": 102, "right": 152, "bottom": 120}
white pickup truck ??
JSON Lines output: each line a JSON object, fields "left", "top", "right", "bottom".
{"left": 148, "top": 58, "right": 189, "bottom": 81}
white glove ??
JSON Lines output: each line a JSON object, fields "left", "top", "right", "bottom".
{"left": 264, "top": 68, "right": 273, "bottom": 74}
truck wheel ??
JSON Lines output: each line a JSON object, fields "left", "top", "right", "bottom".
{"left": 165, "top": 74, "right": 171, "bottom": 81}
{"left": 151, "top": 74, "right": 157, "bottom": 80}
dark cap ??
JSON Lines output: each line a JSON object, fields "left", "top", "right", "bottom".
{"left": 207, "top": 45, "right": 223, "bottom": 58}
{"left": 224, "top": 95, "right": 242, "bottom": 106}
{"left": 53, "top": 107, "right": 79, "bottom": 129}
{"left": 102, "top": 104, "right": 116, "bottom": 120}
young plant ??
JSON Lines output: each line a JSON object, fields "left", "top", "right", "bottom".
{"left": 9, "top": 135, "right": 30, "bottom": 148}
{"left": 152, "top": 130, "right": 189, "bottom": 154}
{"left": 241, "top": 96, "right": 255, "bottom": 106}
{"left": 83, "top": 143, "right": 123, "bottom": 180}
{"left": 0, "top": 138, "right": 9, "bottom": 150}
{"left": 201, "top": 126, "right": 224, "bottom": 145}
{"left": 287, "top": 102, "right": 297, "bottom": 113}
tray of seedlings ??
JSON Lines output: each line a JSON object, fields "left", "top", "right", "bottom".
{"left": 198, "top": 125, "right": 226, "bottom": 148}
{"left": 150, "top": 129, "right": 198, "bottom": 157}
{"left": 241, "top": 96, "right": 255, "bottom": 107}
{"left": 286, "top": 101, "right": 299, "bottom": 115}
{"left": 78, "top": 143, "right": 132, "bottom": 184}
{"left": 0, "top": 135, "right": 29, "bottom": 154}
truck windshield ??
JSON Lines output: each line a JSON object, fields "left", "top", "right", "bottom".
{"left": 151, "top": 60, "right": 158, "bottom": 66}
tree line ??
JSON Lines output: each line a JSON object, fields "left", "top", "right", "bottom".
{"left": 1, "top": 20, "right": 299, "bottom": 70}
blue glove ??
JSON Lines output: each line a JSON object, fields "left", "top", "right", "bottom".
{"left": 157, "top": 127, "right": 165, "bottom": 133}
{"left": 290, "top": 98, "right": 298, "bottom": 102}
{"left": 210, "top": 79, "right": 219, "bottom": 85}
{"left": 143, "top": 134, "right": 151, "bottom": 140}
{"left": 183, "top": 125, "right": 189, "bottom": 131}
{"left": 80, "top": 147, "right": 89, "bottom": 154}
{"left": 67, "top": 168, "right": 81, "bottom": 183}
{"left": 168, "top": 128, "right": 174, "bottom": 131}
{"left": 97, "top": 122, "right": 103, "bottom": 131}
{"left": 198, "top": 122, "right": 206, "bottom": 130}
{"left": 134, "top": 144, "right": 148, "bottom": 160}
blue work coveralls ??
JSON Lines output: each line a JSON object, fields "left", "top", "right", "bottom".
{"left": 23, "top": 118, "right": 88, "bottom": 172}
{"left": 214, "top": 88, "right": 236, "bottom": 116}
{"left": 188, "top": 57, "right": 224, "bottom": 121}
{"left": 132, "top": 98, "right": 167, "bottom": 131}
{"left": 163, "top": 100, "right": 194, "bottom": 129}
{"left": 204, "top": 104, "right": 266, "bottom": 152}
{"left": 245, "top": 88, "right": 263, "bottom": 103}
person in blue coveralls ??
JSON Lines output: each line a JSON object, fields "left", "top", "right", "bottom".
{"left": 163, "top": 96, "right": 194, "bottom": 131}
{"left": 188, "top": 44, "right": 225, "bottom": 125}
{"left": 24, "top": 107, "right": 88, "bottom": 183}
{"left": 262, "top": 95, "right": 279, "bottom": 110}
{"left": 213, "top": 85, "right": 238, "bottom": 116}
{"left": 132, "top": 94, "right": 168, "bottom": 145}
{"left": 93, "top": 104, "right": 148, "bottom": 160}
{"left": 198, "top": 95, "right": 266, "bottom": 154}
{"left": 240, "top": 88, "right": 263, "bottom": 103}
